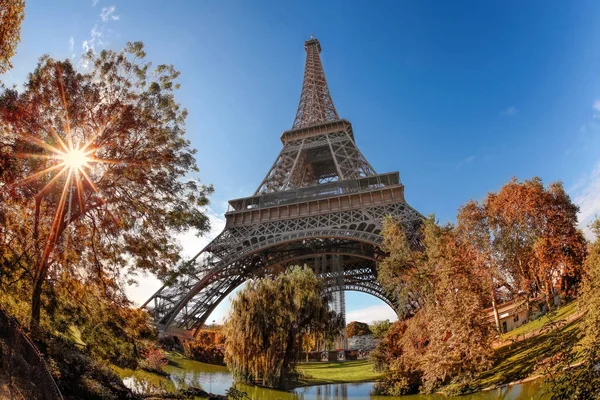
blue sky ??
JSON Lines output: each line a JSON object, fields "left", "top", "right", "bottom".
{"left": 4, "top": 1, "right": 600, "bottom": 323}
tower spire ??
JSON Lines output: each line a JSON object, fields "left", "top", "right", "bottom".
{"left": 292, "top": 37, "right": 339, "bottom": 129}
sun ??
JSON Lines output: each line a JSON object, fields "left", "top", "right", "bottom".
{"left": 60, "top": 147, "right": 91, "bottom": 170}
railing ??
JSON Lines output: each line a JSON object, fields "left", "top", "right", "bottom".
{"left": 228, "top": 171, "right": 401, "bottom": 212}
{"left": 0, "top": 306, "right": 63, "bottom": 400}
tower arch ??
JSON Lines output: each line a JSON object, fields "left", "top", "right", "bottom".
{"left": 142, "top": 37, "right": 423, "bottom": 337}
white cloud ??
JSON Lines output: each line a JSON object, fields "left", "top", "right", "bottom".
{"left": 572, "top": 162, "right": 600, "bottom": 241}
{"left": 80, "top": 25, "right": 105, "bottom": 69}
{"left": 82, "top": 24, "right": 103, "bottom": 52}
{"left": 501, "top": 106, "right": 517, "bottom": 116}
{"left": 68, "top": 36, "right": 74, "bottom": 52}
{"left": 100, "top": 6, "right": 120, "bottom": 22}
{"left": 593, "top": 100, "right": 600, "bottom": 113}
{"left": 92, "top": 0, "right": 100, "bottom": 6}
{"left": 455, "top": 155, "right": 476, "bottom": 170}
{"left": 346, "top": 304, "right": 398, "bottom": 324}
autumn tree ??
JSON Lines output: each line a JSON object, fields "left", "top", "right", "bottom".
{"left": 0, "top": 43, "right": 212, "bottom": 327}
{"left": 346, "top": 321, "right": 371, "bottom": 338}
{"left": 0, "top": 0, "right": 25, "bottom": 74}
{"left": 542, "top": 218, "right": 600, "bottom": 399}
{"left": 224, "top": 266, "right": 342, "bottom": 389}
{"left": 456, "top": 201, "right": 513, "bottom": 330}
{"left": 581, "top": 218, "right": 600, "bottom": 354}
{"left": 374, "top": 218, "right": 494, "bottom": 395}
{"left": 377, "top": 216, "right": 437, "bottom": 317}
{"left": 460, "top": 178, "right": 586, "bottom": 312}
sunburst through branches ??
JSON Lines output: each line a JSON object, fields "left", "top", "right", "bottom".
{"left": 15, "top": 84, "right": 120, "bottom": 278}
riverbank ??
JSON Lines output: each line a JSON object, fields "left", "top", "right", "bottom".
{"left": 114, "top": 303, "right": 581, "bottom": 399}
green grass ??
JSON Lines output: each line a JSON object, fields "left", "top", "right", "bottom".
{"left": 448, "top": 315, "right": 583, "bottom": 394}
{"left": 500, "top": 301, "right": 581, "bottom": 342}
{"left": 296, "top": 359, "right": 383, "bottom": 386}
{"left": 440, "top": 302, "right": 585, "bottom": 395}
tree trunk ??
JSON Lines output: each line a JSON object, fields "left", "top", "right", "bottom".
{"left": 30, "top": 259, "right": 48, "bottom": 328}
{"left": 491, "top": 289, "right": 501, "bottom": 332}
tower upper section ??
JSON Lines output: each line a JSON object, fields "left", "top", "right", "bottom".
{"left": 292, "top": 38, "right": 339, "bottom": 129}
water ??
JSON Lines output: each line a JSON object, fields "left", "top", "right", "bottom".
{"left": 116, "top": 356, "right": 547, "bottom": 399}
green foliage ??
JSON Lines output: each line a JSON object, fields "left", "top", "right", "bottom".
{"left": 369, "top": 319, "right": 392, "bottom": 339}
{"left": 0, "top": 0, "right": 25, "bottom": 73}
{"left": 345, "top": 321, "right": 371, "bottom": 338}
{"left": 182, "top": 332, "right": 225, "bottom": 365}
{"left": 224, "top": 266, "right": 342, "bottom": 389}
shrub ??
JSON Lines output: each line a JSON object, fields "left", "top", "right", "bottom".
{"left": 138, "top": 347, "right": 169, "bottom": 375}
{"left": 183, "top": 332, "right": 225, "bottom": 365}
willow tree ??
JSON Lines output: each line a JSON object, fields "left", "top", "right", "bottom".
{"left": 0, "top": 42, "right": 212, "bottom": 326}
{"left": 0, "top": 0, "right": 25, "bottom": 74}
{"left": 224, "top": 266, "right": 341, "bottom": 389}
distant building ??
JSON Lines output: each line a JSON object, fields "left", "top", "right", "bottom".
{"left": 485, "top": 294, "right": 561, "bottom": 333}
{"left": 347, "top": 334, "right": 379, "bottom": 352}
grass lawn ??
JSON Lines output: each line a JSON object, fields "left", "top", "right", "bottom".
{"left": 449, "top": 313, "right": 582, "bottom": 395}
{"left": 296, "top": 359, "right": 383, "bottom": 386}
{"left": 500, "top": 300, "right": 581, "bottom": 342}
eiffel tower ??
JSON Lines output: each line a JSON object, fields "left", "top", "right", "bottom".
{"left": 143, "top": 37, "right": 423, "bottom": 339}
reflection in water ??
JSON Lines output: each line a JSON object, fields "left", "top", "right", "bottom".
{"left": 117, "top": 356, "right": 548, "bottom": 400}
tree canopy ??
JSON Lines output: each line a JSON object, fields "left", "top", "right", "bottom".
{"left": 224, "top": 266, "right": 343, "bottom": 389}
{"left": 374, "top": 217, "right": 495, "bottom": 395}
{"left": 346, "top": 321, "right": 372, "bottom": 338}
{"left": 457, "top": 177, "right": 586, "bottom": 314}
{"left": 0, "top": 0, "right": 25, "bottom": 74}
{"left": 373, "top": 178, "right": 587, "bottom": 395}
{"left": 370, "top": 319, "right": 392, "bottom": 339}
{"left": 0, "top": 42, "right": 213, "bottom": 327}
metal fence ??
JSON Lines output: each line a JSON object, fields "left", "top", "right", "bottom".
{"left": 0, "top": 306, "right": 63, "bottom": 400}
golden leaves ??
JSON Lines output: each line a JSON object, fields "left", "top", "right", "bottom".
{"left": 0, "top": 0, "right": 25, "bottom": 74}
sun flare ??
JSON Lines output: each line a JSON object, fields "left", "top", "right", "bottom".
{"left": 60, "top": 148, "right": 91, "bottom": 170}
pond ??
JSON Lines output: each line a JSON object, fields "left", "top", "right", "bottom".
{"left": 115, "top": 356, "right": 548, "bottom": 400}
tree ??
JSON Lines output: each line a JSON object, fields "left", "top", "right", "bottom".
{"left": 377, "top": 216, "right": 437, "bottom": 317}
{"left": 224, "top": 266, "right": 342, "bottom": 389}
{"left": 456, "top": 200, "right": 510, "bottom": 331}
{"left": 374, "top": 217, "right": 494, "bottom": 395}
{"left": 0, "top": 43, "right": 213, "bottom": 326}
{"left": 346, "top": 321, "right": 371, "bottom": 338}
{"left": 582, "top": 218, "right": 600, "bottom": 352}
{"left": 0, "top": 0, "right": 25, "bottom": 74}
{"left": 484, "top": 178, "right": 585, "bottom": 309}
{"left": 540, "top": 218, "right": 600, "bottom": 399}
{"left": 370, "top": 319, "right": 392, "bottom": 339}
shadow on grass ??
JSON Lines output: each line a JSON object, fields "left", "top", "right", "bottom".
{"left": 474, "top": 318, "right": 581, "bottom": 389}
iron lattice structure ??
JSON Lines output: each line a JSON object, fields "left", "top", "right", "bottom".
{"left": 143, "top": 37, "right": 423, "bottom": 339}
